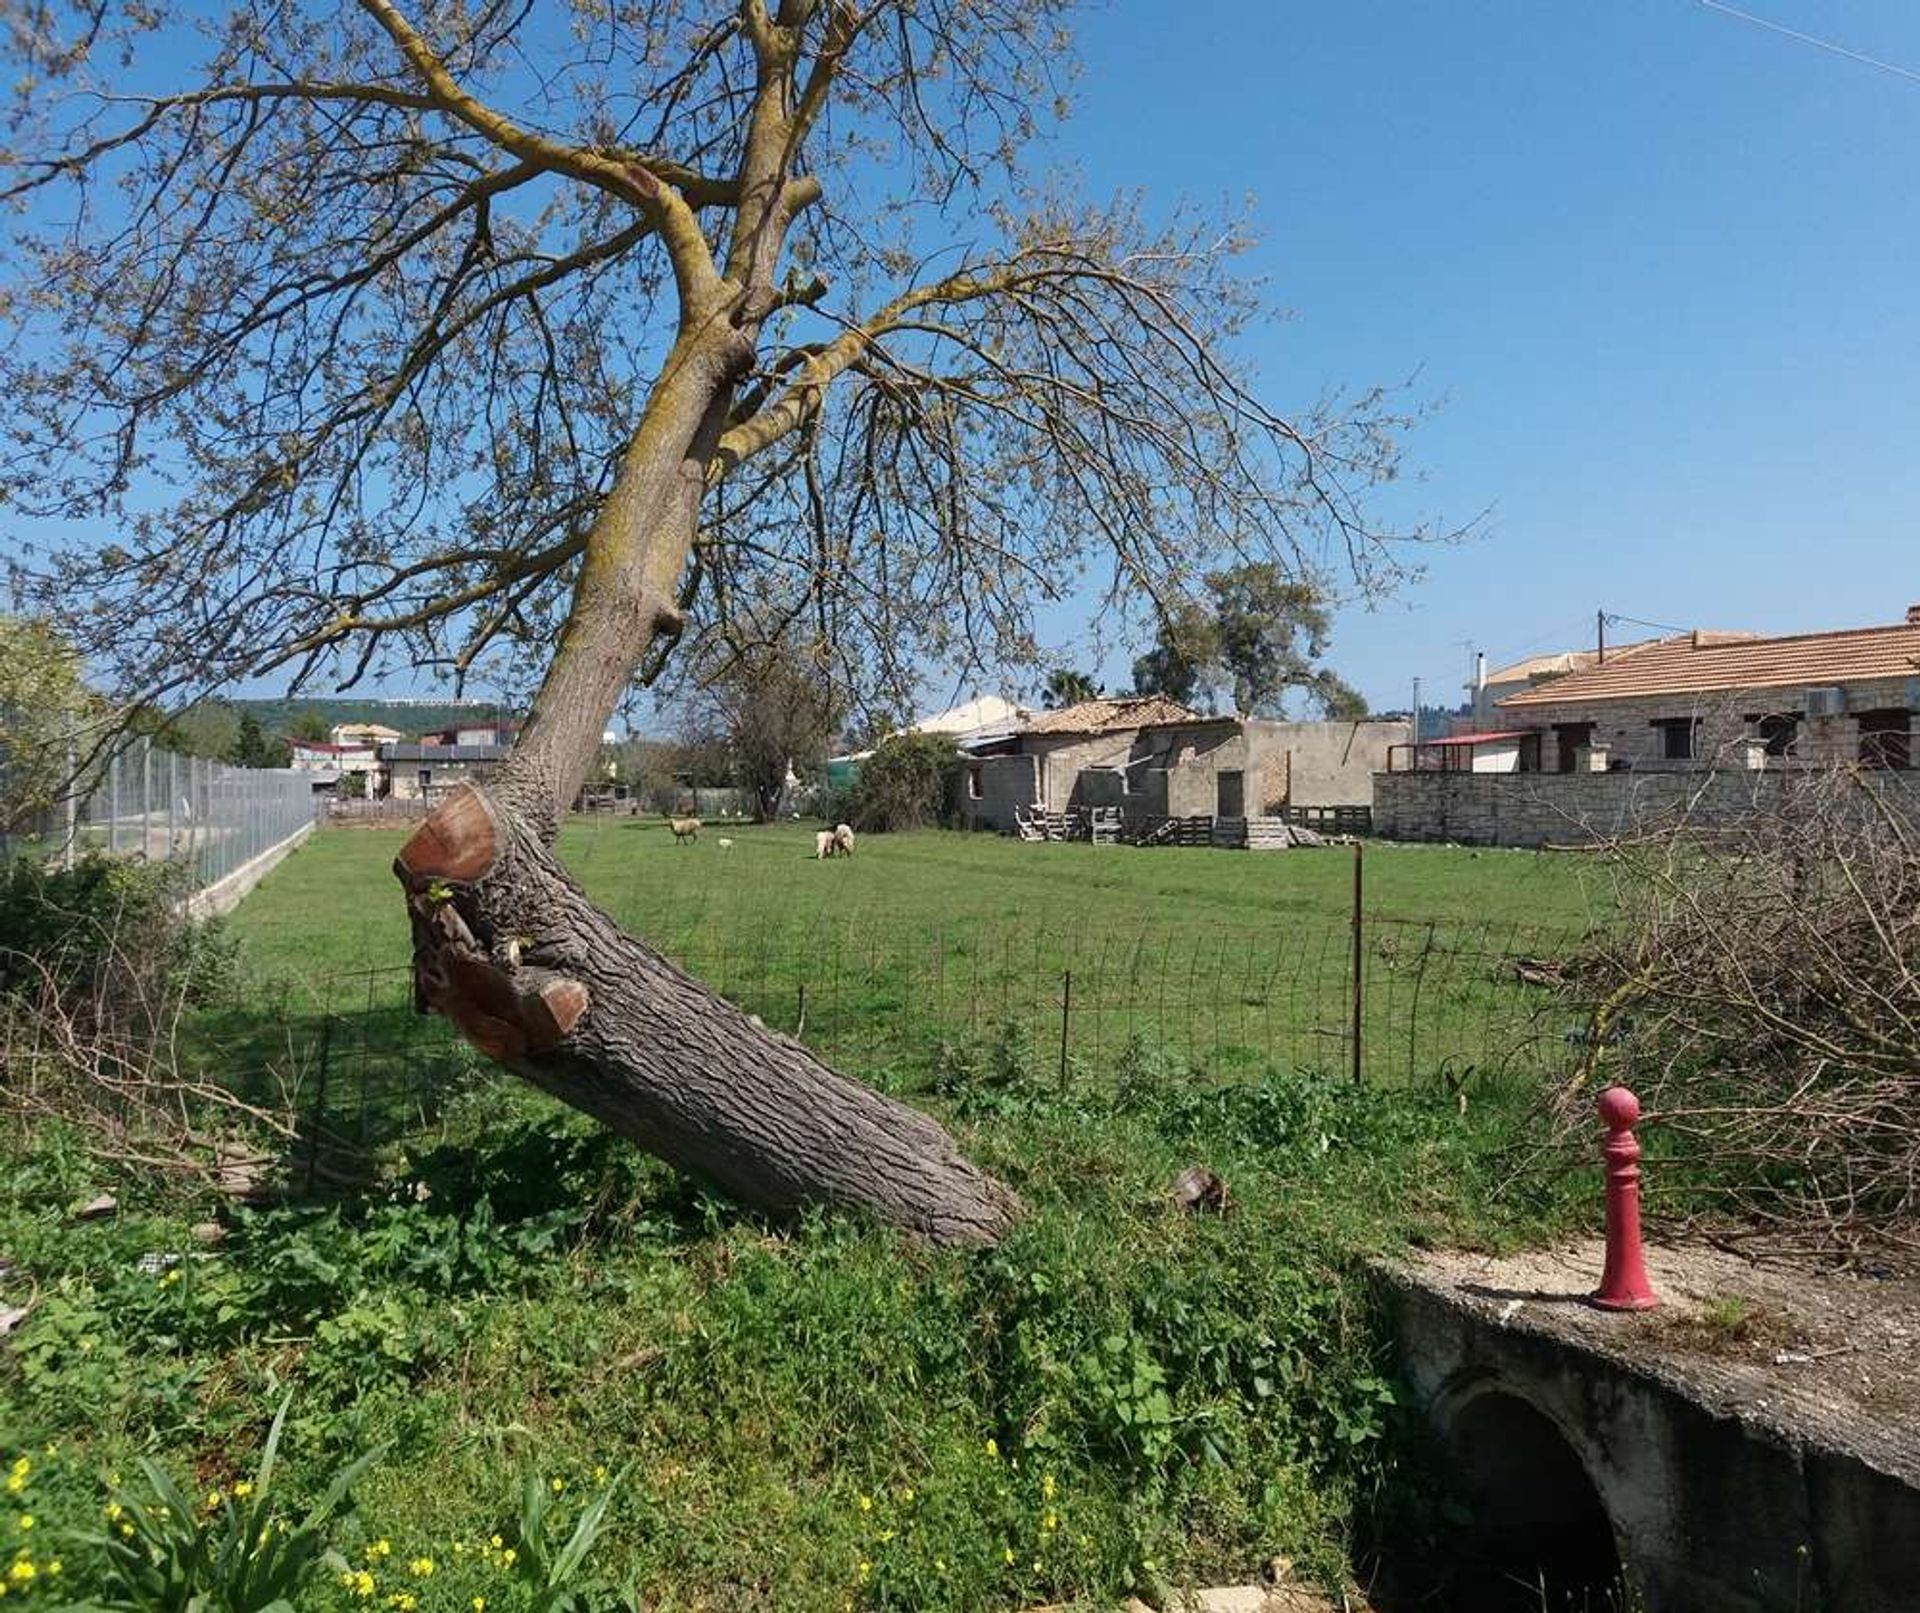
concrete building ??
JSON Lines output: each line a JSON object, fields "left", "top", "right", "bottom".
{"left": 378, "top": 740, "right": 509, "bottom": 802}
{"left": 1378, "top": 608, "right": 1920, "bottom": 845}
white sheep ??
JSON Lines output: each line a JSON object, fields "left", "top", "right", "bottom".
{"left": 832, "top": 822, "right": 856, "bottom": 858}
{"left": 717, "top": 837, "right": 734, "bottom": 850}
{"left": 814, "top": 829, "right": 836, "bottom": 859}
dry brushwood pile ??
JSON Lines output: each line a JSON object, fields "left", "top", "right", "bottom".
{"left": 1566, "top": 769, "right": 1919, "bottom": 1250}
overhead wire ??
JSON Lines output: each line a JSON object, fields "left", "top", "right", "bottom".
{"left": 1694, "top": 0, "right": 1920, "bottom": 88}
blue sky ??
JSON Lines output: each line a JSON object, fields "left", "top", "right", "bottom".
{"left": 1028, "top": 0, "right": 1920, "bottom": 713}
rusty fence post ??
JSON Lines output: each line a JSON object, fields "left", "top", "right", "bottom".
{"left": 1593, "top": 1085, "right": 1658, "bottom": 1311}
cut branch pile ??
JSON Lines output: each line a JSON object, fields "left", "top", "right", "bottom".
{"left": 1563, "top": 768, "right": 1920, "bottom": 1249}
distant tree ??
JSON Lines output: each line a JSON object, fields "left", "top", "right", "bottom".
{"left": 848, "top": 733, "right": 960, "bottom": 832}
{"left": 694, "top": 639, "right": 843, "bottom": 821}
{"left": 1133, "top": 564, "right": 1367, "bottom": 719}
{"left": 287, "top": 711, "right": 333, "bottom": 744}
{"left": 0, "top": 617, "right": 94, "bottom": 833}
{"left": 1040, "top": 669, "right": 1100, "bottom": 709}
{"left": 227, "top": 712, "right": 291, "bottom": 770}
{"left": 155, "top": 701, "right": 242, "bottom": 762}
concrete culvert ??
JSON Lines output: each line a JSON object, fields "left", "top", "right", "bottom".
{"left": 1441, "top": 1390, "right": 1627, "bottom": 1612}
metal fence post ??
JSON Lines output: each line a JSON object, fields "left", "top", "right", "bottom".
{"left": 108, "top": 747, "right": 121, "bottom": 856}
{"left": 1350, "top": 840, "right": 1364, "bottom": 1086}
{"left": 1058, "top": 969, "right": 1072, "bottom": 1094}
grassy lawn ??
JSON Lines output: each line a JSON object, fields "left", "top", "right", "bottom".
{"left": 225, "top": 822, "right": 1606, "bottom": 1101}
{"left": 0, "top": 825, "right": 1607, "bottom": 1611}
{"left": 233, "top": 820, "right": 1605, "bottom": 982}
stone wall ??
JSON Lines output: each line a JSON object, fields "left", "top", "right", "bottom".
{"left": 1375, "top": 766, "right": 1918, "bottom": 848}
{"left": 960, "top": 754, "right": 1038, "bottom": 832}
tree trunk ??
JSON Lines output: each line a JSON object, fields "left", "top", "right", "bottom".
{"left": 396, "top": 784, "right": 1021, "bottom": 1246}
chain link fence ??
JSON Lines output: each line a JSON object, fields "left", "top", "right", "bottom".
{"left": 2, "top": 736, "right": 319, "bottom": 896}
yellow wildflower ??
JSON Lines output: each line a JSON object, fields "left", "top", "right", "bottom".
{"left": 472, "top": 1601, "right": 486, "bottom": 1612}
{"left": 339, "top": 1567, "right": 376, "bottom": 1598}
{"left": 983, "top": 1438, "right": 999, "bottom": 1460}
{"left": 1002, "top": 1547, "right": 1015, "bottom": 1565}
{"left": 104, "top": 1502, "right": 123, "bottom": 1522}
{"left": 408, "top": 1557, "right": 435, "bottom": 1577}
{"left": 856, "top": 1493, "right": 872, "bottom": 1513}
{"left": 1043, "top": 1510, "right": 1059, "bottom": 1533}
{"left": 934, "top": 1557, "right": 947, "bottom": 1573}
{"left": 203, "top": 1489, "right": 223, "bottom": 1512}
{"left": 6, "top": 1562, "right": 33, "bottom": 1585}
{"left": 876, "top": 1529, "right": 894, "bottom": 1543}
{"left": 1041, "top": 1473, "right": 1055, "bottom": 1500}
{"left": 118, "top": 1522, "right": 135, "bottom": 1539}
{"left": 13, "top": 1517, "right": 30, "bottom": 1533}
{"left": 160, "top": 1269, "right": 181, "bottom": 1287}
{"left": 592, "top": 1465, "right": 608, "bottom": 1483}
{"left": 232, "top": 1481, "right": 253, "bottom": 1499}
{"left": 501, "top": 1547, "right": 516, "bottom": 1568}
{"left": 899, "top": 1486, "right": 914, "bottom": 1505}
{"left": 365, "top": 1539, "right": 392, "bottom": 1560}
{"left": 550, "top": 1477, "right": 565, "bottom": 1494}
{"left": 43, "top": 1561, "right": 58, "bottom": 1577}
{"left": 489, "top": 1535, "right": 503, "bottom": 1551}
{"left": 856, "top": 1561, "right": 871, "bottom": 1581}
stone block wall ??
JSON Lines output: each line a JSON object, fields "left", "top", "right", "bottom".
{"left": 1374, "top": 767, "right": 1918, "bottom": 848}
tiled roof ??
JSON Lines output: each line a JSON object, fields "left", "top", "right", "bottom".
{"left": 1498, "top": 623, "right": 1920, "bottom": 708}
{"left": 1019, "top": 695, "right": 1203, "bottom": 736}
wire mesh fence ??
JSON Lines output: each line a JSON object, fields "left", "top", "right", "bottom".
{"left": 194, "top": 905, "right": 1595, "bottom": 1168}
{"left": 1, "top": 736, "right": 319, "bottom": 894}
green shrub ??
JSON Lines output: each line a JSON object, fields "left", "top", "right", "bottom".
{"left": 0, "top": 852, "right": 233, "bottom": 1011}
{"left": 845, "top": 733, "right": 960, "bottom": 833}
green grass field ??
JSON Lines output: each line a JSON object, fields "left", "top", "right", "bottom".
{"left": 2, "top": 824, "right": 1609, "bottom": 1611}
{"left": 225, "top": 822, "right": 1606, "bottom": 1100}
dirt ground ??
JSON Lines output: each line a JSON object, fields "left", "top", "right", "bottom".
{"left": 1399, "top": 1237, "right": 1920, "bottom": 1485}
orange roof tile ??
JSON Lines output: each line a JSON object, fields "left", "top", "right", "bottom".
{"left": 1020, "top": 694, "right": 1204, "bottom": 735}
{"left": 1497, "top": 623, "right": 1920, "bottom": 709}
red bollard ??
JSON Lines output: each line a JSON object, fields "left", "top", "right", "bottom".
{"left": 1593, "top": 1086, "right": 1658, "bottom": 1311}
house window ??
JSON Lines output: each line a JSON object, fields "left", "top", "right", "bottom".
{"left": 1749, "top": 713, "right": 1798, "bottom": 758}
{"left": 1857, "top": 709, "right": 1911, "bottom": 770}
{"left": 967, "top": 763, "right": 983, "bottom": 800}
{"left": 1650, "top": 718, "right": 1697, "bottom": 761}
{"left": 417, "top": 768, "right": 432, "bottom": 792}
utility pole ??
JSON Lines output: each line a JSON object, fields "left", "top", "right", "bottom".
{"left": 1411, "top": 676, "right": 1422, "bottom": 742}
{"left": 1597, "top": 608, "right": 1607, "bottom": 665}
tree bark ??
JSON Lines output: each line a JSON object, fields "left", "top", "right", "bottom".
{"left": 396, "top": 784, "right": 1021, "bottom": 1246}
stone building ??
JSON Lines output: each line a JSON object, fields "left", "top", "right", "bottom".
{"left": 1377, "top": 608, "right": 1920, "bottom": 845}
{"left": 959, "top": 695, "right": 1409, "bottom": 832}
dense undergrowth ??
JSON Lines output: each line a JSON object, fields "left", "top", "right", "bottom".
{"left": 0, "top": 1019, "right": 1592, "bottom": 1611}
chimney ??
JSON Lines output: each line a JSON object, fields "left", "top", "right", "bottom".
{"left": 1906, "top": 604, "right": 1920, "bottom": 626}
{"left": 1474, "top": 650, "right": 1487, "bottom": 693}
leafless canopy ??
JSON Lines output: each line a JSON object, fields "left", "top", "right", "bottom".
{"left": 0, "top": 0, "right": 1434, "bottom": 720}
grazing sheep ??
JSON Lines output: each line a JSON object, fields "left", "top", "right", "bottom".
{"left": 814, "top": 829, "right": 836, "bottom": 859}
{"left": 717, "top": 837, "right": 735, "bottom": 850}
{"left": 666, "top": 814, "right": 701, "bottom": 844}
{"left": 832, "top": 823, "right": 855, "bottom": 858}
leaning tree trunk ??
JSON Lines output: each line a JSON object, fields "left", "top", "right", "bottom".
{"left": 396, "top": 783, "right": 1021, "bottom": 1246}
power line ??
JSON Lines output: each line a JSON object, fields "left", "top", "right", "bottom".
{"left": 1695, "top": 0, "right": 1920, "bottom": 88}
{"left": 1604, "top": 611, "right": 1693, "bottom": 636}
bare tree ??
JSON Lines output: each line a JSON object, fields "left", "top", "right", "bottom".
{"left": 0, "top": 1, "right": 1431, "bottom": 1242}
{"left": 686, "top": 634, "right": 841, "bottom": 821}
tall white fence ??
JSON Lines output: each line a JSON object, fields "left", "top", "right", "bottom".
{"left": 4, "top": 737, "right": 320, "bottom": 896}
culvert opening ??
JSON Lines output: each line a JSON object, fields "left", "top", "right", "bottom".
{"left": 1438, "top": 1391, "right": 1625, "bottom": 1611}
{"left": 1368, "top": 1389, "right": 1628, "bottom": 1612}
